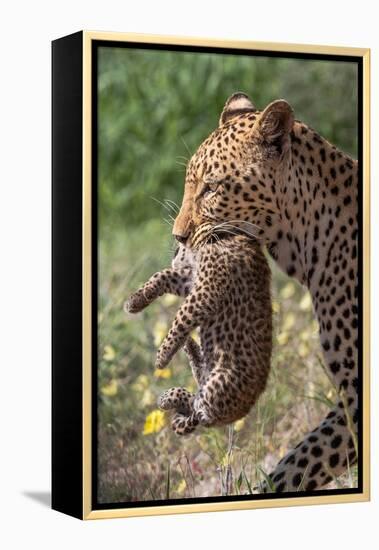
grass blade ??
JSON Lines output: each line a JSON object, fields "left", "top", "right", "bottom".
{"left": 166, "top": 462, "right": 170, "bottom": 500}
{"left": 257, "top": 466, "right": 276, "bottom": 493}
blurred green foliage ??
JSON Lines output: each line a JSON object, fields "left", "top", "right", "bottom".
{"left": 97, "top": 46, "right": 358, "bottom": 503}
{"left": 99, "top": 46, "right": 358, "bottom": 233}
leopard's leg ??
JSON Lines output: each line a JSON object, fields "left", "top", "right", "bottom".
{"left": 124, "top": 267, "right": 192, "bottom": 314}
{"left": 183, "top": 336, "right": 207, "bottom": 387}
{"left": 171, "top": 411, "right": 200, "bottom": 436}
{"left": 266, "top": 345, "right": 358, "bottom": 493}
{"left": 158, "top": 387, "right": 195, "bottom": 415}
{"left": 265, "top": 399, "right": 357, "bottom": 492}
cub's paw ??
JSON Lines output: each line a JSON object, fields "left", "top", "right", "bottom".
{"left": 158, "top": 387, "right": 194, "bottom": 414}
{"left": 155, "top": 345, "right": 170, "bottom": 370}
{"left": 158, "top": 388, "right": 180, "bottom": 411}
{"left": 124, "top": 290, "right": 148, "bottom": 314}
{"left": 171, "top": 412, "right": 199, "bottom": 436}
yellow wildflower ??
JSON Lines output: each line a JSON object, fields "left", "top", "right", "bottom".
{"left": 101, "top": 379, "right": 118, "bottom": 397}
{"left": 220, "top": 453, "right": 232, "bottom": 467}
{"left": 154, "top": 367, "right": 172, "bottom": 379}
{"left": 280, "top": 282, "right": 295, "bottom": 299}
{"left": 103, "top": 345, "right": 116, "bottom": 361}
{"left": 143, "top": 409, "right": 166, "bottom": 435}
{"left": 234, "top": 418, "right": 245, "bottom": 432}
{"left": 162, "top": 294, "right": 179, "bottom": 307}
{"left": 190, "top": 330, "right": 200, "bottom": 343}
{"left": 153, "top": 320, "right": 168, "bottom": 346}
{"left": 299, "top": 292, "right": 312, "bottom": 311}
{"left": 277, "top": 331, "right": 289, "bottom": 345}
{"left": 132, "top": 374, "right": 150, "bottom": 393}
{"left": 298, "top": 342, "right": 309, "bottom": 357}
{"left": 141, "top": 388, "right": 155, "bottom": 407}
{"left": 176, "top": 479, "right": 187, "bottom": 494}
{"left": 282, "top": 312, "right": 296, "bottom": 331}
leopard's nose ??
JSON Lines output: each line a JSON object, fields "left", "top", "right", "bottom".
{"left": 173, "top": 234, "right": 188, "bottom": 244}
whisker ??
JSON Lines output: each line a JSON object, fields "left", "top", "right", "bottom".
{"left": 213, "top": 225, "right": 262, "bottom": 241}
{"left": 216, "top": 223, "right": 258, "bottom": 235}
{"left": 163, "top": 199, "right": 180, "bottom": 213}
{"left": 150, "top": 196, "right": 175, "bottom": 213}
{"left": 213, "top": 220, "right": 263, "bottom": 238}
{"left": 213, "top": 220, "right": 260, "bottom": 232}
{"left": 180, "top": 136, "right": 192, "bottom": 159}
{"left": 165, "top": 198, "right": 180, "bottom": 209}
{"left": 161, "top": 209, "right": 176, "bottom": 224}
{"left": 176, "top": 155, "right": 190, "bottom": 163}
{"left": 175, "top": 160, "right": 188, "bottom": 169}
{"left": 214, "top": 219, "right": 262, "bottom": 231}
{"left": 213, "top": 228, "right": 241, "bottom": 238}
{"left": 163, "top": 217, "right": 174, "bottom": 227}
{"left": 150, "top": 197, "right": 180, "bottom": 229}
{"left": 202, "top": 213, "right": 218, "bottom": 223}
{"left": 194, "top": 229, "right": 212, "bottom": 249}
{"left": 212, "top": 233, "right": 227, "bottom": 254}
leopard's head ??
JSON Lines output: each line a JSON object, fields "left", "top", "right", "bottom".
{"left": 173, "top": 93, "right": 294, "bottom": 248}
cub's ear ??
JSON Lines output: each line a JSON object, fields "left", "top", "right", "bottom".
{"left": 219, "top": 92, "right": 256, "bottom": 126}
{"left": 257, "top": 99, "right": 294, "bottom": 154}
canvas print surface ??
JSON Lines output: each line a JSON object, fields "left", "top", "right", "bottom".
{"left": 96, "top": 45, "right": 360, "bottom": 505}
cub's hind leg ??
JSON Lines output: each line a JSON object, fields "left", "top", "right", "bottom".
{"left": 184, "top": 336, "right": 207, "bottom": 387}
{"left": 192, "top": 362, "right": 250, "bottom": 427}
{"left": 156, "top": 268, "right": 222, "bottom": 369}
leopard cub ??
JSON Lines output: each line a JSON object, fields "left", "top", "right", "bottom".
{"left": 125, "top": 234, "right": 272, "bottom": 435}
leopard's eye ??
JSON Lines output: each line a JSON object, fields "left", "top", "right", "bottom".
{"left": 203, "top": 179, "right": 221, "bottom": 196}
{"left": 208, "top": 180, "right": 220, "bottom": 192}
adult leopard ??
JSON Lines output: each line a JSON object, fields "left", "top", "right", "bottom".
{"left": 172, "top": 93, "right": 358, "bottom": 492}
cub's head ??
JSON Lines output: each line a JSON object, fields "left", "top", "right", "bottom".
{"left": 173, "top": 93, "right": 294, "bottom": 247}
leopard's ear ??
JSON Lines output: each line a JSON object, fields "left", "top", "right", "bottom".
{"left": 219, "top": 92, "right": 256, "bottom": 126}
{"left": 256, "top": 99, "right": 294, "bottom": 153}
